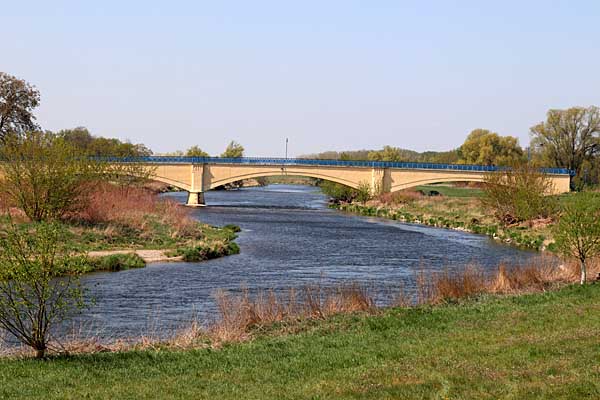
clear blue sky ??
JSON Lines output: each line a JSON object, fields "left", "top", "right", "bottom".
{"left": 2, "top": 1, "right": 599, "bottom": 156}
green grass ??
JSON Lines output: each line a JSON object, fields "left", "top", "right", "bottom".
{"left": 2, "top": 284, "right": 600, "bottom": 399}
{"left": 0, "top": 215, "right": 240, "bottom": 255}
{"left": 415, "top": 184, "right": 484, "bottom": 198}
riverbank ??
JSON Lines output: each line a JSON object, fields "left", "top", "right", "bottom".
{"left": 0, "top": 183, "right": 241, "bottom": 273}
{"left": 332, "top": 184, "right": 556, "bottom": 251}
{"left": 1, "top": 283, "right": 599, "bottom": 399}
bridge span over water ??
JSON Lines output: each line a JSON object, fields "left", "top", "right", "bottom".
{"left": 112, "top": 157, "right": 572, "bottom": 206}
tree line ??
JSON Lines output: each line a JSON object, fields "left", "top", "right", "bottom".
{"left": 304, "top": 108, "right": 600, "bottom": 189}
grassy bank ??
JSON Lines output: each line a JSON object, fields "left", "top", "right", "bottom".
{"left": 0, "top": 183, "right": 240, "bottom": 272}
{"left": 1, "top": 283, "right": 599, "bottom": 399}
{"left": 333, "top": 184, "right": 556, "bottom": 250}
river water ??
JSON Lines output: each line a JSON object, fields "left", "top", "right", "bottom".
{"left": 76, "top": 185, "right": 537, "bottom": 340}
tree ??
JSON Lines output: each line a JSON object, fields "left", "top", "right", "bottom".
{"left": 368, "top": 146, "right": 405, "bottom": 162}
{"left": 0, "top": 222, "right": 87, "bottom": 358}
{"left": 186, "top": 145, "right": 209, "bottom": 157}
{"left": 221, "top": 141, "right": 244, "bottom": 158}
{"left": 0, "top": 72, "right": 40, "bottom": 142}
{"left": 554, "top": 193, "right": 600, "bottom": 284}
{"left": 57, "top": 127, "right": 152, "bottom": 157}
{"left": 481, "top": 163, "right": 557, "bottom": 226}
{"left": 459, "top": 129, "right": 524, "bottom": 166}
{"left": 530, "top": 106, "right": 600, "bottom": 187}
{"left": 0, "top": 131, "right": 151, "bottom": 221}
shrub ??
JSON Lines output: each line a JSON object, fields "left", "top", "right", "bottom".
{"left": 71, "top": 182, "right": 199, "bottom": 238}
{"left": 223, "top": 224, "right": 241, "bottom": 233}
{"left": 87, "top": 253, "right": 146, "bottom": 272}
{"left": 177, "top": 240, "right": 240, "bottom": 262}
{"left": 355, "top": 181, "right": 372, "bottom": 204}
{"left": 481, "top": 163, "right": 558, "bottom": 225}
{"left": 554, "top": 192, "right": 600, "bottom": 284}
{"left": 319, "top": 181, "right": 356, "bottom": 202}
{"left": 0, "top": 223, "right": 87, "bottom": 358}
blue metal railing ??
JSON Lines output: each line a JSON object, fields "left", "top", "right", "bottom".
{"left": 99, "top": 156, "right": 573, "bottom": 175}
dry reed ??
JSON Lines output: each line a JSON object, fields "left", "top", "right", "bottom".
{"left": 70, "top": 182, "right": 198, "bottom": 235}
{"left": 2, "top": 257, "right": 600, "bottom": 358}
{"left": 415, "top": 256, "right": 600, "bottom": 304}
{"left": 378, "top": 190, "right": 424, "bottom": 205}
{"left": 208, "top": 283, "right": 375, "bottom": 344}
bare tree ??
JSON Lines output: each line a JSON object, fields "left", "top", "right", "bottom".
{"left": 0, "top": 72, "right": 40, "bottom": 142}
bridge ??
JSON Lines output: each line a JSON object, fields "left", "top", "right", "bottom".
{"left": 111, "top": 157, "right": 572, "bottom": 206}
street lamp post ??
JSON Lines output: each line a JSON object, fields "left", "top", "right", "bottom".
{"left": 285, "top": 138, "right": 288, "bottom": 159}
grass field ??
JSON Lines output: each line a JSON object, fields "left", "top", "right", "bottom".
{"left": 2, "top": 284, "right": 599, "bottom": 399}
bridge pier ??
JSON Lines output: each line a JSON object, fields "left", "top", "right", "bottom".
{"left": 186, "top": 191, "right": 205, "bottom": 207}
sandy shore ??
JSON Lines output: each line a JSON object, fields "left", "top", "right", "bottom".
{"left": 87, "top": 249, "right": 183, "bottom": 263}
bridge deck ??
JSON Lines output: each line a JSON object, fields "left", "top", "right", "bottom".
{"left": 103, "top": 156, "right": 572, "bottom": 176}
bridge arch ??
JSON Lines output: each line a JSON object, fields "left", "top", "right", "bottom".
{"left": 147, "top": 175, "right": 191, "bottom": 191}
{"left": 208, "top": 170, "right": 361, "bottom": 191}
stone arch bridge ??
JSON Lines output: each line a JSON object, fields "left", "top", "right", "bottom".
{"left": 115, "top": 157, "right": 571, "bottom": 206}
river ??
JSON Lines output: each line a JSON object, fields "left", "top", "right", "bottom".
{"left": 76, "top": 184, "right": 537, "bottom": 340}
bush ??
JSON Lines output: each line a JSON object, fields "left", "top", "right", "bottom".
{"left": 223, "top": 224, "right": 241, "bottom": 233}
{"left": 554, "top": 192, "right": 600, "bottom": 284}
{"left": 319, "top": 181, "right": 356, "bottom": 202}
{"left": 355, "top": 181, "right": 372, "bottom": 204}
{"left": 0, "top": 223, "right": 87, "bottom": 358}
{"left": 481, "top": 163, "right": 558, "bottom": 225}
{"left": 88, "top": 253, "right": 146, "bottom": 272}
{"left": 178, "top": 240, "right": 240, "bottom": 262}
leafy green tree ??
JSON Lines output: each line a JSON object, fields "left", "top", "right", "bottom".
{"left": 302, "top": 148, "right": 460, "bottom": 164}
{"left": 0, "top": 223, "right": 87, "bottom": 358}
{"left": 221, "top": 141, "right": 244, "bottom": 158}
{"left": 554, "top": 193, "right": 600, "bottom": 284}
{"left": 427, "top": 149, "right": 461, "bottom": 164}
{"left": 481, "top": 163, "right": 557, "bottom": 226}
{"left": 57, "top": 127, "right": 152, "bottom": 157}
{"left": 530, "top": 106, "right": 600, "bottom": 187}
{"left": 186, "top": 145, "right": 209, "bottom": 157}
{"left": 0, "top": 72, "right": 40, "bottom": 142}
{"left": 459, "top": 129, "right": 524, "bottom": 166}
{"left": 368, "top": 146, "right": 405, "bottom": 162}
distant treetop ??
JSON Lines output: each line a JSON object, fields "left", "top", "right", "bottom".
{"left": 0, "top": 72, "right": 40, "bottom": 142}
{"left": 56, "top": 127, "right": 152, "bottom": 157}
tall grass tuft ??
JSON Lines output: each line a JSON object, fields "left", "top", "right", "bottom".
{"left": 416, "top": 256, "right": 600, "bottom": 304}
{"left": 208, "top": 283, "right": 375, "bottom": 344}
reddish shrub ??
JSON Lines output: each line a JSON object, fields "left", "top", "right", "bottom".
{"left": 69, "top": 182, "right": 197, "bottom": 235}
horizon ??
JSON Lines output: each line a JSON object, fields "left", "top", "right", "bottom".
{"left": 2, "top": 1, "right": 599, "bottom": 157}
